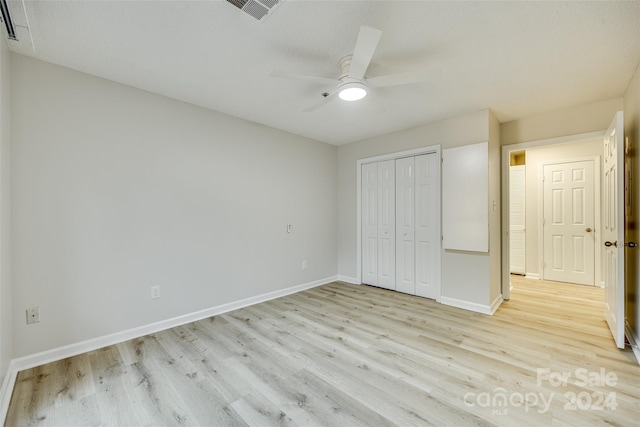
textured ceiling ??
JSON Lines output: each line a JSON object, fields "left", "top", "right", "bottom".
{"left": 6, "top": 1, "right": 640, "bottom": 145}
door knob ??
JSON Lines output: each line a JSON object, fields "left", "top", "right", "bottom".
{"left": 585, "top": 227, "right": 592, "bottom": 232}
{"left": 604, "top": 241, "right": 617, "bottom": 247}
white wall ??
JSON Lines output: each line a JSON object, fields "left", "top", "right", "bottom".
{"left": 0, "top": 38, "right": 11, "bottom": 385}
{"left": 11, "top": 54, "right": 337, "bottom": 358}
{"left": 523, "top": 138, "right": 603, "bottom": 278}
{"left": 624, "top": 61, "right": 640, "bottom": 341}
{"left": 337, "top": 110, "right": 500, "bottom": 311}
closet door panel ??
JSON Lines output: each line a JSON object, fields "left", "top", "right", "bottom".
{"left": 396, "top": 157, "right": 415, "bottom": 294}
{"left": 377, "top": 160, "right": 396, "bottom": 290}
{"left": 361, "top": 163, "right": 378, "bottom": 286}
{"left": 415, "top": 153, "right": 440, "bottom": 299}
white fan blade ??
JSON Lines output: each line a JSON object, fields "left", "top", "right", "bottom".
{"left": 348, "top": 26, "right": 382, "bottom": 80}
{"left": 303, "top": 92, "right": 338, "bottom": 112}
{"left": 367, "top": 71, "right": 432, "bottom": 88}
{"left": 271, "top": 70, "right": 339, "bottom": 86}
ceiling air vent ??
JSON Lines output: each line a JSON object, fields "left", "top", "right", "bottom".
{"left": 226, "top": 0, "right": 280, "bottom": 21}
{"left": 0, "top": 0, "right": 16, "bottom": 40}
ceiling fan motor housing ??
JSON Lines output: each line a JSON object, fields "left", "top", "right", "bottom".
{"left": 338, "top": 78, "right": 368, "bottom": 101}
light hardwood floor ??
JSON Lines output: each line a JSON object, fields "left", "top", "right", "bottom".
{"left": 5, "top": 278, "right": 640, "bottom": 426}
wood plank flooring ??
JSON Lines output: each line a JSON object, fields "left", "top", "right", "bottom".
{"left": 5, "top": 278, "right": 640, "bottom": 426}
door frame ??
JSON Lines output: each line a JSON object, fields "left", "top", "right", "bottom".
{"left": 538, "top": 156, "right": 601, "bottom": 286}
{"left": 501, "top": 131, "right": 605, "bottom": 300}
{"left": 356, "top": 144, "right": 441, "bottom": 300}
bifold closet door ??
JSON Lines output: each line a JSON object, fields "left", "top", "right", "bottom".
{"left": 362, "top": 163, "right": 378, "bottom": 286}
{"left": 414, "top": 153, "right": 440, "bottom": 299}
{"left": 361, "top": 160, "right": 396, "bottom": 290}
{"left": 377, "top": 160, "right": 396, "bottom": 290}
{"left": 395, "top": 153, "right": 439, "bottom": 298}
{"left": 396, "top": 157, "right": 415, "bottom": 294}
{"left": 362, "top": 154, "right": 439, "bottom": 296}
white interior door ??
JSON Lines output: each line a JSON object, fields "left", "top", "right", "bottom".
{"left": 361, "top": 163, "right": 378, "bottom": 286}
{"left": 542, "top": 160, "right": 595, "bottom": 285}
{"left": 509, "top": 165, "right": 526, "bottom": 274}
{"left": 396, "top": 157, "right": 415, "bottom": 294}
{"left": 603, "top": 111, "right": 625, "bottom": 349}
{"left": 414, "top": 153, "right": 440, "bottom": 299}
{"left": 377, "top": 160, "right": 396, "bottom": 290}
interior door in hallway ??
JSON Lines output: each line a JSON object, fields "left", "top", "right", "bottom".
{"left": 603, "top": 111, "right": 625, "bottom": 349}
{"left": 542, "top": 160, "right": 595, "bottom": 285}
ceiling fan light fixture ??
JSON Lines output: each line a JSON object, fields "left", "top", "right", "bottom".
{"left": 338, "top": 81, "right": 367, "bottom": 101}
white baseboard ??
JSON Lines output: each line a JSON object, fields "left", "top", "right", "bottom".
{"left": 525, "top": 273, "right": 540, "bottom": 280}
{"left": 440, "top": 296, "right": 494, "bottom": 315}
{"left": 336, "top": 275, "right": 359, "bottom": 284}
{"left": 0, "top": 360, "right": 18, "bottom": 426}
{"left": 0, "top": 275, "right": 337, "bottom": 424}
{"left": 490, "top": 294, "right": 504, "bottom": 315}
{"left": 624, "top": 321, "right": 640, "bottom": 366}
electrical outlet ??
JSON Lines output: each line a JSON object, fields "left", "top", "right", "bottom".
{"left": 151, "top": 286, "right": 160, "bottom": 299}
{"left": 302, "top": 260, "right": 308, "bottom": 270}
{"left": 26, "top": 307, "right": 40, "bottom": 324}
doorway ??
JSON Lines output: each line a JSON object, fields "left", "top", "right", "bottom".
{"left": 501, "top": 132, "right": 605, "bottom": 299}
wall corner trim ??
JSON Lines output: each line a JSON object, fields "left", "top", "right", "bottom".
{"left": 440, "top": 296, "right": 494, "bottom": 315}
{"left": 490, "top": 294, "right": 504, "bottom": 315}
{"left": 336, "top": 275, "right": 359, "bottom": 284}
{"left": 0, "top": 360, "right": 19, "bottom": 426}
{"left": 624, "top": 321, "right": 640, "bottom": 366}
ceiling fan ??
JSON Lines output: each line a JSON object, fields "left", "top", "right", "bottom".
{"left": 272, "top": 25, "right": 434, "bottom": 112}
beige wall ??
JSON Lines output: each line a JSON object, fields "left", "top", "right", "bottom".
{"left": 11, "top": 54, "right": 338, "bottom": 358}
{"left": 502, "top": 98, "right": 623, "bottom": 145}
{"left": 624, "top": 61, "right": 640, "bottom": 340}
